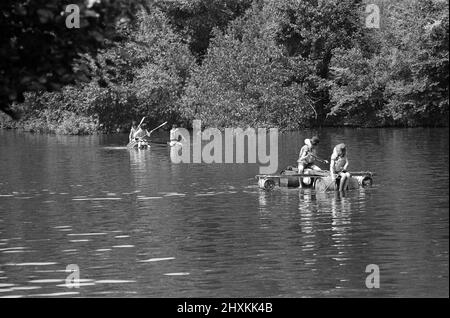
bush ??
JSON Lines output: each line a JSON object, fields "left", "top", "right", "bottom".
{"left": 180, "top": 3, "right": 315, "bottom": 129}
{"left": 328, "top": 0, "right": 449, "bottom": 127}
{"left": 55, "top": 112, "right": 99, "bottom": 135}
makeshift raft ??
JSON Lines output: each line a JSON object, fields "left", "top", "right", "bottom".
{"left": 127, "top": 137, "right": 151, "bottom": 150}
{"left": 256, "top": 167, "right": 374, "bottom": 191}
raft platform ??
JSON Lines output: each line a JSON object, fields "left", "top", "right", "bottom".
{"left": 256, "top": 168, "right": 374, "bottom": 191}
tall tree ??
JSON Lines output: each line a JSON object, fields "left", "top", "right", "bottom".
{"left": 155, "top": 0, "right": 253, "bottom": 60}
{"left": 0, "top": 0, "right": 148, "bottom": 119}
{"left": 180, "top": 3, "right": 314, "bottom": 129}
{"left": 329, "top": 0, "right": 449, "bottom": 126}
{"left": 269, "top": 0, "right": 365, "bottom": 123}
{"left": 10, "top": 6, "right": 195, "bottom": 133}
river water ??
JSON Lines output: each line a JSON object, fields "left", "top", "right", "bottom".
{"left": 0, "top": 128, "right": 448, "bottom": 297}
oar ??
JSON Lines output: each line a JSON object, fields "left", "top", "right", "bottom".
{"left": 148, "top": 121, "right": 168, "bottom": 135}
{"left": 149, "top": 140, "right": 169, "bottom": 145}
{"left": 137, "top": 117, "right": 146, "bottom": 129}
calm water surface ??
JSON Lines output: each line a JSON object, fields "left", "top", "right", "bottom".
{"left": 0, "top": 128, "right": 448, "bottom": 297}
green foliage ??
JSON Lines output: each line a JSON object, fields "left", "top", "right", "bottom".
{"left": 0, "top": 0, "right": 149, "bottom": 119}
{"left": 180, "top": 3, "right": 315, "bottom": 129}
{"left": 328, "top": 47, "right": 391, "bottom": 126}
{"left": 3, "top": 0, "right": 448, "bottom": 133}
{"left": 329, "top": 0, "right": 449, "bottom": 126}
{"left": 21, "top": 110, "right": 99, "bottom": 135}
{"left": 155, "top": 0, "right": 253, "bottom": 59}
{"left": 0, "top": 91, "right": 99, "bottom": 134}
{"left": 269, "top": 0, "right": 365, "bottom": 121}
{"left": 85, "top": 8, "right": 196, "bottom": 130}
{"left": 5, "top": 7, "right": 196, "bottom": 134}
{"left": 55, "top": 112, "right": 99, "bottom": 135}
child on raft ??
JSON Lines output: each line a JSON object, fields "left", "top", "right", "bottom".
{"left": 330, "top": 143, "right": 351, "bottom": 191}
{"left": 297, "top": 136, "right": 322, "bottom": 174}
{"left": 131, "top": 123, "right": 151, "bottom": 148}
{"left": 129, "top": 120, "right": 138, "bottom": 143}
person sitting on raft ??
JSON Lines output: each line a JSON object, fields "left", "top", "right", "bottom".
{"left": 133, "top": 123, "right": 151, "bottom": 139}
{"left": 133, "top": 123, "right": 151, "bottom": 148}
{"left": 129, "top": 120, "right": 138, "bottom": 142}
{"left": 297, "top": 136, "right": 322, "bottom": 174}
{"left": 330, "top": 143, "right": 351, "bottom": 191}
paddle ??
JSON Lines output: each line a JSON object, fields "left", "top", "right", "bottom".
{"left": 148, "top": 121, "right": 168, "bottom": 135}
{"left": 149, "top": 140, "right": 169, "bottom": 145}
{"left": 137, "top": 116, "right": 146, "bottom": 129}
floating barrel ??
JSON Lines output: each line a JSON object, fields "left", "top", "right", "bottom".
{"left": 301, "top": 171, "right": 313, "bottom": 187}
{"left": 314, "top": 176, "right": 361, "bottom": 192}
{"left": 258, "top": 177, "right": 276, "bottom": 191}
{"left": 354, "top": 175, "right": 373, "bottom": 187}
{"left": 347, "top": 177, "right": 360, "bottom": 189}
{"left": 314, "top": 177, "right": 335, "bottom": 192}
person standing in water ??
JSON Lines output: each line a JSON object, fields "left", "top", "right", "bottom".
{"left": 169, "top": 124, "right": 185, "bottom": 147}
{"left": 330, "top": 143, "right": 351, "bottom": 191}
{"left": 169, "top": 124, "right": 179, "bottom": 147}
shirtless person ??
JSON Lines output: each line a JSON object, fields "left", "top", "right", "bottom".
{"left": 297, "top": 136, "right": 322, "bottom": 174}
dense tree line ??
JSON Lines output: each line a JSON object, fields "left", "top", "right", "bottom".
{"left": 1, "top": 0, "right": 448, "bottom": 134}
{"left": 0, "top": 0, "right": 149, "bottom": 120}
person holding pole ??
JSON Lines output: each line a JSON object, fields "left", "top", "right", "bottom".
{"left": 297, "top": 136, "right": 323, "bottom": 174}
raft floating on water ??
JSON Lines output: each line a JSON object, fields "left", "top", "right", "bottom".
{"left": 127, "top": 137, "right": 151, "bottom": 150}
{"left": 256, "top": 167, "right": 374, "bottom": 191}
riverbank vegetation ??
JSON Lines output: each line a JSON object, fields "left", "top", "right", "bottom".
{"left": 1, "top": 0, "right": 448, "bottom": 134}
